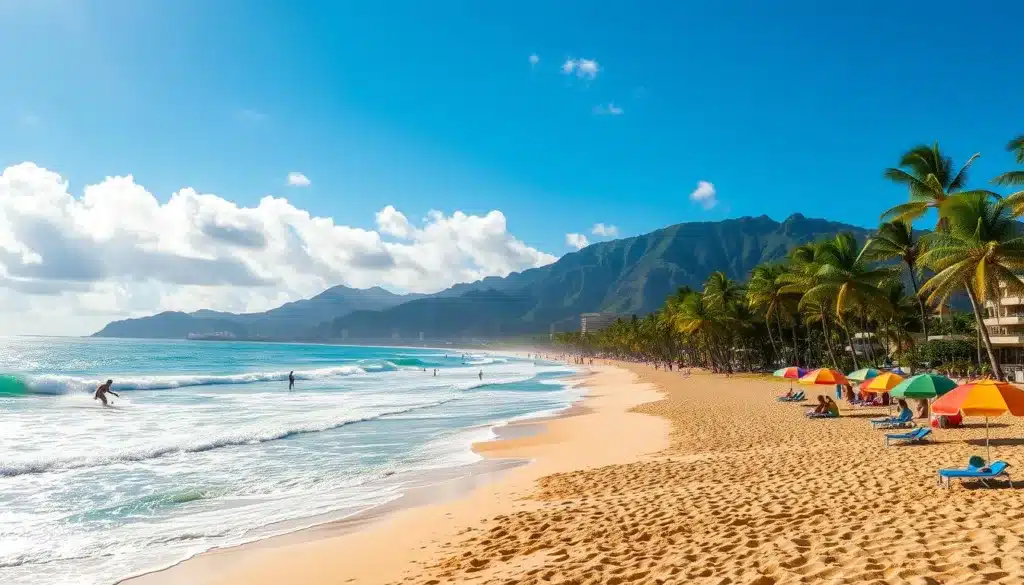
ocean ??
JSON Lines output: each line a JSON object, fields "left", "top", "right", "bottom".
{"left": 0, "top": 337, "right": 579, "bottom": 585}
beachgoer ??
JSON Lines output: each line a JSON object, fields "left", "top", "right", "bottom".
{"left": 478, "top": 370, "right": 483, "bottom": 381}
{"left": 809, "top": 395, "right": 827, "bottom": 415}
{"left": 94, "top": 380, "right": 119, "bottom": 406}
{"left": 433, "top": 369, "right": 437, "bottom": 377}
{"left": 288, "top": 371, "right": 295, "bottom": 391}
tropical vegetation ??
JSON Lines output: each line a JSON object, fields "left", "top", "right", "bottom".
{"left": 555, "top": 138, "right": 1024, "bottom": 380}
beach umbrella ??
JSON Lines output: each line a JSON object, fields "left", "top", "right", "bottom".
{"left": 889, "top": 374, "right": 957, "bottom": 400}
{"left": 932, "top": 379, "right": 1024, "bottom": 460}
{"left": 774, "top": 366, "right": 806, "bottom": 391}
{"left": 847, "top": 368, "right": 880, "bottom": 382}
{"left": 863, "top": 372, "right": 904, "bottom": 392}
{"left": 774, "top": 367, "right": 806, "bottom": 379}
{"left": 799, "top": 368, "right": 849, "bottom": 386}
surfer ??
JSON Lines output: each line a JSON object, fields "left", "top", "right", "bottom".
{"left": 94, "top": 380, "right": 119, "bottom": 406}
{"left": 288, "top": 371, "right": 295, "bottom": 391}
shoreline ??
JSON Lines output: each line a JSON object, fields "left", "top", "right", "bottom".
{"left": 123, "top": 363, "right": 667, "bottom": 585}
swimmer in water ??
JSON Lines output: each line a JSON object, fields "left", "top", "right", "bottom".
{"left": 94, "top": 380, "right": 119, "bottom": 406}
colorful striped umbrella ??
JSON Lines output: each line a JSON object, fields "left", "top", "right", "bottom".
{"left": 863, "top": 372, "right": 904, "bottom": 392}
{"left": 799, "top": 368, "right": 849, "bottom": 386}
{"left": 847, "top": 368, "right": 880, "bottom": 382}
{"left": 932, "top": 379, "right": 1024, "bottom": 460}
{"left": 774, "top": 367, "right": 806, "bottom": 392}
{"left": 889, "top": 374, "right": 957, "bottom": 400}
{"left": 773, "top": 367, "right": 806, "bottom": 379}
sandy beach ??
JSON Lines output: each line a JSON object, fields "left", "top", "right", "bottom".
{"left": 127, "top": 363, "right": 1024, "bottom": 585}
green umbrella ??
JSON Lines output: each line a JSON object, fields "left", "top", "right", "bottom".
{"left": 847, "top": 368, "right": 880, "bottom": 382}
{"left": 889, "top": 374, "right": 957, "bottom": 399}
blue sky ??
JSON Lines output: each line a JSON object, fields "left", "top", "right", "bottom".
{"left": 2, "top": 0, "right": 1023, "bottom": 254}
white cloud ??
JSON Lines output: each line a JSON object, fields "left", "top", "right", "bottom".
{"left": 689, "top": 180, "right": 717, "bottom": 210}
{"left": 287, "top": 172, "right": 311, "bottom": 187}
{"left": 592, "top": 103, "right": 623, "bottom": 116}
{"left": 0, "top": 162, "right": 557, "bottom": 335}
{"left": 591, "top": 223, "right": 618, "bottom": 237}
{"left": 528, "top": 54, "right": 540, "bottom": 67}
{"left": 561, "top": 58, "right": 600, "bottom": 80}
{"left": 565, "top": 233, "right": 589, "bottom": 250}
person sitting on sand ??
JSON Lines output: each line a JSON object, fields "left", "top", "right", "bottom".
{"left": 808, "top": 395, "right": 827, "bottom": 415}
{"left": 824, "top": 397, "right": 840, "bottom": 416}
{"left": 780, "top": 388, "right": 794, "bottom": 399}
{"left": 94, "top": 380, "right": 119, "bottom": 406}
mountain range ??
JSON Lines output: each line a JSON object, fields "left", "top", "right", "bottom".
{"left": 92, "top": 213, "right": 877, "bottom": 342}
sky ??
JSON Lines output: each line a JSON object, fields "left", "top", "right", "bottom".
{"left": 2, "top": 0, "right": 1023, "bottom": 335}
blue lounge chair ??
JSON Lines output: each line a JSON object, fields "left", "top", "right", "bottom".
{"left": 885, "top": 427, "right": 931, "bottom": 447}
{"left": 871, "top": 409, "right": 913, "bottom": 429}
{"left": 777, "top": 391, "right": 805, "bottom": 402}
{"left": 938, "top": 460, "right": 1012, "bottom": 488}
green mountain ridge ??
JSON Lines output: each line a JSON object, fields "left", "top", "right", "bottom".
{"left": 93, "top": 213, "right": 880, "bottom": 341}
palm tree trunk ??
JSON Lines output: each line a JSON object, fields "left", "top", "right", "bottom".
{"left": 966, "top": 287, "right": 1003, "bottom": 380}
{"left": 907, "top": 266, "right": 929, "bottom": 340}
{"left": 821, "top": 319, "right": 839, "bottom": 369}
{"left": 789, "top": 318, "right": 801, "bottom": 367}
{"left": 841, "top": 320, "right": 860, "bottom": 370}
{"left": 775, "top": 314, "right": 789, "bottom": 365}
{"left": 859, "top": 313, "right": 876, "bottom": 364}
{"left": 765, "top": 318, "right": 779, "bottom": 366}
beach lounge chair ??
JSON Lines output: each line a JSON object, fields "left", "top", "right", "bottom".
{"left": 885, "top": 427, "right": 931, "bottom": 447}
{"left": 937, "top": 460, "right": 1012, "bottom": 488}
{"left": 871, "top": 409, "right": 913, "bottom": 429}
{"left": 777, "top": 391, "right": 804, "bottom": 402}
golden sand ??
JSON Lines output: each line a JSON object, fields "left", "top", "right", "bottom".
{"left": 129, "top": 364, "right": 1024, "bottom": 585}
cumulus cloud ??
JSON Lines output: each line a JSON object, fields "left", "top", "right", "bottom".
{"left": 561, "top": 58, "right": 600, "bottom": 80}
{"left": 565, "top": 233, "right": 589, "bottom": 250}
{"left": 592, "top": 103, "right": 623, "bottom": 116}
{"left": 287, "top": 172, "right": 311, "bottom": 187}
{"left": 591, "top": 223, "right": 618, "bottom": 237}
{"left": 528, "top": 54, "right": 539, "bottom": 67}
{"left": 0, "top": 163, "right": 557, "bottom": 335}
{"left": 689, "top": 181, "right": 718, "bottom": 210}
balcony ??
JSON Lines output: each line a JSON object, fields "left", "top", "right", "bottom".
{"left": 984, "top": 316, "right": 1024, "bottom": 326}
{"left": 990, "top": 335, "right": 1024, "bottom": 346}
{"left": 1001, "top": 297, "right": 1024, "bottom": 306}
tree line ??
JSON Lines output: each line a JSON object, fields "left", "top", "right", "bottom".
{"left": 555, "top": 138, "right": 1024, "bottom": 380}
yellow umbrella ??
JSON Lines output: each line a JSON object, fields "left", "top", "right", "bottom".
{"left": 864, "top": 372, "right": 904, "bottom": 392}
{"left": 799, "top": 368, "right": 849, "bottom": 386}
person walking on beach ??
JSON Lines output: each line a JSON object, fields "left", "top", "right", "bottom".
{"left": 288, "top": 371, "right": 295, "bottom": 391}
{"left": 478, "top": 370, "right": 483, "bottom": 381}
{"left": 94, "top": 380, "right": 119, "bottom": 406}
{"left": 433, "top": 368, "right": 437, "bottom": 377}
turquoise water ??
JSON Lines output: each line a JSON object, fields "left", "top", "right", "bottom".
{"left": 0, "top": 337, "right": 578, "bottom": 585}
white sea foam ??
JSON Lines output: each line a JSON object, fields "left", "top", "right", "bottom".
{"left": 17, "top": 365, "right": 370, "bottom": 394}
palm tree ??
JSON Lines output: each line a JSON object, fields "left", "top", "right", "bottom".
{"left": 994, "top": 135, "right": 1024, "bottom": 214}
{"left": 881, "top": 143, "right": 988, "bottom": 227}
{"left": 919, "top": 194, "right": 1024, "bottom": 380}
{"left": 673, "top": 291, "right": 730, "bottom": 372}
{"left": 794, "top": 233, "right": 898, "bottom": 368}
{"left": 703, "top": 271, "right": 745, "bottom": 311}
{"left": 747, "top": 265, "right": 788, "bottom": 364}
{"left": 865, "top": 220, "right": 929, "bottom": 339}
